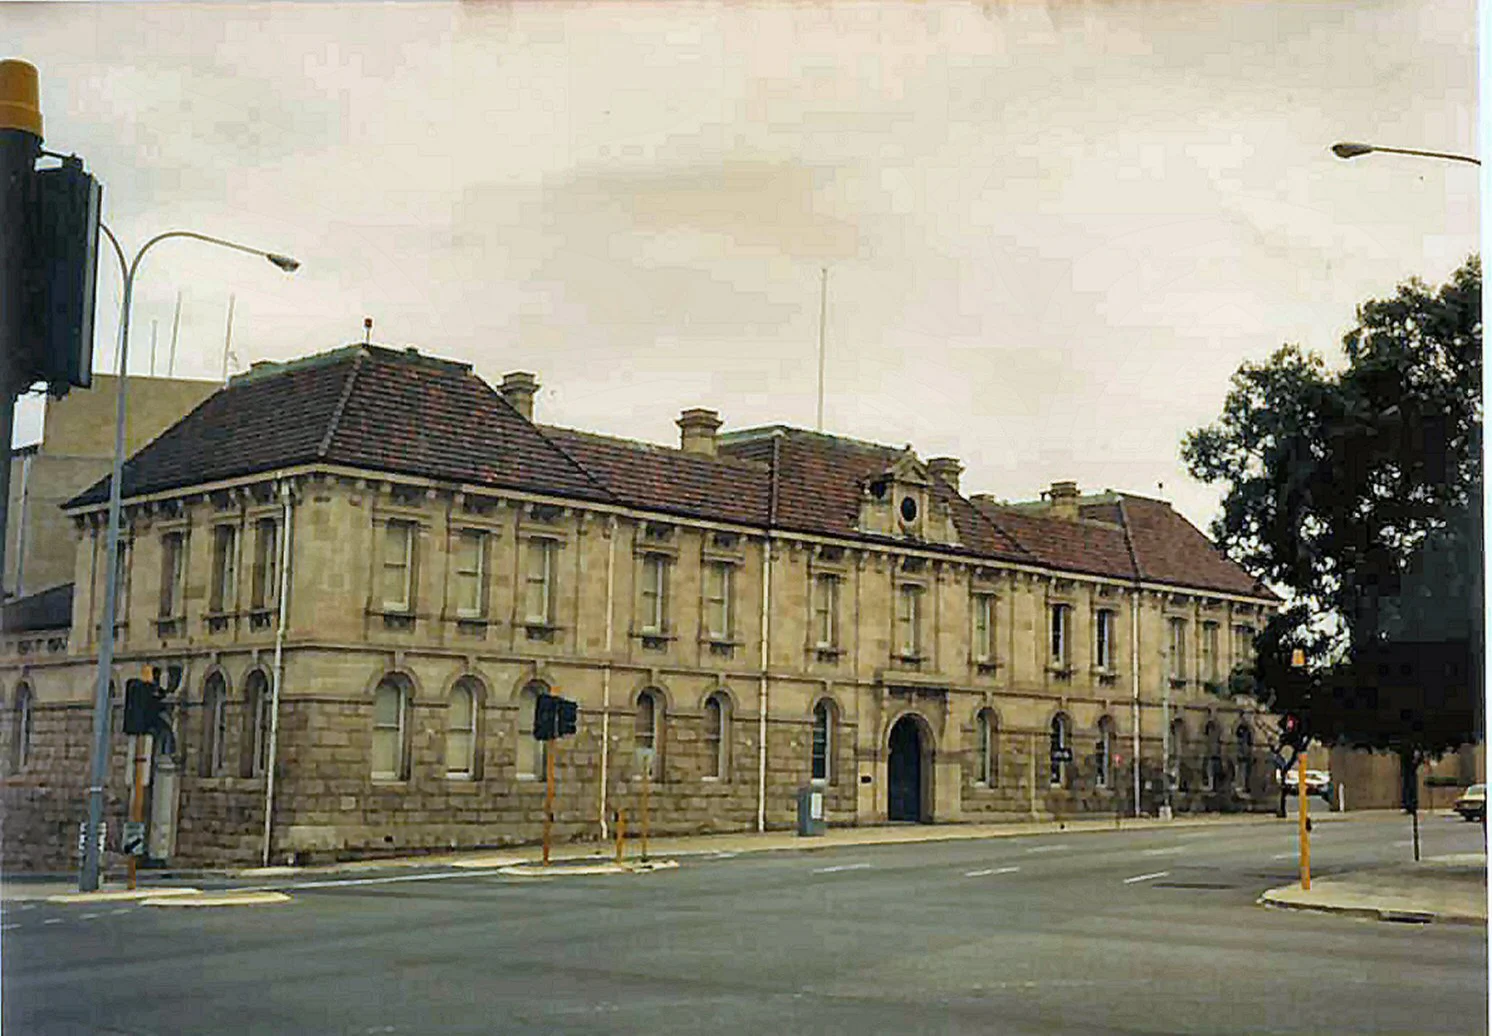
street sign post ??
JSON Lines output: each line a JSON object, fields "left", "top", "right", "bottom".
{"left": 122, "top": 821, "right": 146, "bottom": 857}
{"left": 76, "top": 821, "right": 106, "bottom": 859}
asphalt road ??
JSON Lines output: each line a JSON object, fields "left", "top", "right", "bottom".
{"left": 3, "top": 813, "right": 1485, "bottom": 1035}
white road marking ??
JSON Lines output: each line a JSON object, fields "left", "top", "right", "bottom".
{"left": 109, "top": 908, "right": 132, "bottom": 915}
{"left": 17, "top": 904, "right": 35, "bottom": 911}
{"left": 254, "top": 868, "right": 510, "bottom": 892}
{"left": 1123, "top": 870, "right": 1170, "bottom": 885}
{"left": 965, "top": 866, "right": 1021, "bottom": 877}
{"left": 1023, "top": 845, "right": 1068, "bottom": 854}
{"left": 41, "top": 918, "right": 63, "bottom": 925}
{"left": 1142, "top": 846, "right": 1187, "bottom": 856}
{"left": 1271, "top": 852, "right": 1295, "bottom": 860}
{"left": 1, "top": 923, "right": 19, "bottom": 932}
{"left": 812, "top": 863, "right": 871, "bottom": 874}
{"left": 80, "top": 912, "right": 102, "bottom": 920}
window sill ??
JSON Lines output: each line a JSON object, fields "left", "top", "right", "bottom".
{"left": 813, "top": 647, "right": 842, "bottom": 663}
{"left": 973, "top": 659, "right": 999, "bottom": 675}
{"left": 1047, "top": 663, "right": 1073, "bottom": 679}
{"left": 154, "top": 617, "right": 184, "bottom": 638}
{"left": 454, "top": 617, "right": 490, "bottom": 635}
{"left": 445, "top": 772, "right": 475, "bottom": 782}
{"left": 1168, "top": 678, "right": 1188, "bottom": 690}
{"left": 891, "top": 654, "right": 924, "bottom": 666}
{"left": 370, "top": 776, "right": 407, "bottom": 785}
{"left": 706, "top": 640, "right": 737, "bottom": 658}
{"left": 378, "top": 611, "right": 417, "bottom": 632}
{"left": 515, "top": 772, "right": 541, "bottom": 782}
{"left": 524, "top": 623, "right": 561, "bottom": 643}
{"left": 248, "top": 609, "right": 275, "bottom": 632}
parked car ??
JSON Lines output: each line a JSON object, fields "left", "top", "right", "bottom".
{"left": 1283, "top": 768, "right": 1332, "bottom": 798}
{"left": 1453, "top": 784, "right": 1486, "bottom": 822}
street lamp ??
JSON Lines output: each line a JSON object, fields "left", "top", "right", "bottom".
{"left": 1330, "top": 141, "right": 1481, "bottom": 166}
{"left": 79, "top": 228, "right": 298, "bottom": 893}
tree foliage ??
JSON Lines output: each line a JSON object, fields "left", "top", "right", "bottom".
{"left": 1186, "top": 257, "right": 1482, "bottom": 757}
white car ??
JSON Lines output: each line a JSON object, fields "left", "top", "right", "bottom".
{"left": 1283, "top": 769, "right": 1332, "bottom": 798}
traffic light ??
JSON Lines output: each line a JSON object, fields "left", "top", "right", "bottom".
{"left": 557, "top": 698, "right": 578, "bottom": 738}
{"left": 1280, "top": 713, "right": 1308, "bottom": 751}
{"left": 121, "top": 667, "right": 176, "bottom": 741}
{"left": 533, "top": 693, "right": 578, "bottom": 741}
{"left": 20, "top": 154, "right": 100, "bottom": 397}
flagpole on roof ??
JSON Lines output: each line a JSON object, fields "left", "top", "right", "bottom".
{"left": 816, "top": 266, "right": 828, "bottom": 432}
{"left": 221, "top": 292, "right": 236, "bottom": 384}
{"left": 167, "top": 289, "right": 182, "bottom": 377}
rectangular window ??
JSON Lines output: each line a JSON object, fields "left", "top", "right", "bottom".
{"left": 972, "top": 594, "right": 995, "bottom": 663}
{"left": 897, "top": 584, "right": 922, "bottom": 657}
{"left": 640, "top": 554, "right": 669, "bottom": 633}
{"left": 453, "top": 529, "right": 487, "bottom": 618}
{"left": 1168, "top": 618, "right": 1187, "bottom": 681}
{"left": 381, "top": 521, "right": 415, "bottom": 612}
{"left": 1233, "top": 624, "right": 1254, "bottom": 667}
{"left": 210, "top": 525, "right": 238, "bottom": 613}
{"left": 250, "top": 518, "right": 278, "bottom": 611}
{"left": 111, "top": 540, "right": 128, "bottom": 621}
{"left": 524, "top": 539, "right": 555, "bottom": 624}
{"left": 158, "top": 532, "right": 185, "bottom": 618}
{"left": 1049, "top": 604, "right": 1070, "bottom": 666}
{"left": 813, "top": 574, "right": 839, "bottom": 648}
{"left": 1095, "top": 609, "right": 1115, "bottom": 670}
{"left": 1202, "top": 622, "right": 1220, "bottom": 681}
{"left": 705, "top": 561, "right": 732, "bottom": 639}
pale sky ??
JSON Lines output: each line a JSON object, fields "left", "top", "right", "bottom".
{"left": 8, "top": 0, "right": 1480, "bottom": 535}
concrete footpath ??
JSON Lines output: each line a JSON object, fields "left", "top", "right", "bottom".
{"left": 3, "top": 809, "right": 1381, "bottom": 902}
{"left": 1261, "top": 851, "right": 1487, "bottom": 925}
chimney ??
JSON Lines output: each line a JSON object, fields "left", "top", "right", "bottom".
{"left": 1048, "top": 480, "right": 1080, "bottom": 520}
{"left": 500, "top": 371, "right": 538, "bottom": 421}
{"left": 677, "top": 408, "right": 723, "bottom": 457}
{"left": 927, "top": 457, "right": 963, "bottom": 494}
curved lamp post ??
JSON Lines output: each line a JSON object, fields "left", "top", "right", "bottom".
{"left": 80, "top": 229, "right": 298, "bottom": 893}
{"left": 1330, "top": 141, "right": 1481, "bottom": 166}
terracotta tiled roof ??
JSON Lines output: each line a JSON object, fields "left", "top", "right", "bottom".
{"left": 970, "top": 501, "right": 1135, "bottom": 580}
{"left": 968, "top": 492, "right": 1277, "bottom": 600}
{"left": 539, "top": 427, "right": 771, "bottom": 526}
{"left": 1115, "top": 494, "right": 1278, "bottom": 600}
{"left": 66, "top": 346, "right": 614, "bottom": 509}
{"left": 719, "top": 427, "right": 1029, "bottom": 560}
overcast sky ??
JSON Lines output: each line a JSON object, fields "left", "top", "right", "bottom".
{"left": 8, "top": 0, "right": 1480, "bottom": 535}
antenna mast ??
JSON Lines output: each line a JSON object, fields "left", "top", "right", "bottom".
{"left": 816, "top": 266, "right": 828, "bottom": 432}
{"left": 220, "top": 293, "right": 236, "bottom": 384}
{"left": 167, "top": 290, "right": 182, "bottom": 376}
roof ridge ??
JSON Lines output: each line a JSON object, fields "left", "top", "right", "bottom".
{"left": 1114, "top": 495, "right": 1143, "bottom": 583}
{"left": 962, "top": 496, "right": 1036, "bottom": 562}
{"left": 317, "top": 351, "right": 366, "bottom": 459}
{"left": 504, "top": 407, "right": 618, "bottom": 506}
{"left": 543, "top": 424, "right": 770, "bottom": 470}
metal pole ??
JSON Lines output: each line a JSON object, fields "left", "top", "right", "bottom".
{"left": 127, "top": 732, "right": 146, "bottom": 890}
{"left": 756, "top": 537, "right": 771, "bottom": 832}
{"left": 81, "top": 261, "right": 132, "bottom": 893}
{"left": 1130, "top": 587, "right": 1142, "bottom": 816}
{"left": 260, "top": 480, "right": 293, "bottom": 866}
{"left": 598, "top": 516, "right": 615, "bottom": 841}
{"left": 1298, "top": 748, "right": 1311, "bottom": 890}
{"left": 167, "top": 291, "right": 181, "bottom": 377}
{"left": 543, "top": 737, "right": 554, "bottom": 865}
{"left": 815, "top": 267, "right": 828, "bottom": 431}
{"left": 642, "top": 765, "right": 651, "bottom": 862}
{"left": 149, "top": 319, "right": 157, "bottom": 377}
{"left": 220, "top": 292, "right": 235, "bottom": 384}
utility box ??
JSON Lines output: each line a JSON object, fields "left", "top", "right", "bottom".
{"left": 797, "top": 786, "right": 826, "bottom": 836}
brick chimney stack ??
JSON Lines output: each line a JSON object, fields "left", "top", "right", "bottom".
{"left": 499, "top": 372, "right": 538, "bottom": 421}
{"left": 927, "top": 457, "right": 963, "bottom": 494}
{"left": 1048, "top": 480, "right": 1080, "bottom": 520}
{"left": 677, "top": 408, "right": 723, "bottom": 456}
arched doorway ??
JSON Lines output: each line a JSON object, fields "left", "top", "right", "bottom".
{"left": 888, "top": 714, "right": 931, "bottom": 822}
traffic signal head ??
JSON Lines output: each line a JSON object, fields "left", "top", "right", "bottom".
{"left": 557, "top": 699, "right": 578, "bottom": 738}
{"left": 533, "top": 694, "right": 558, "bottom": 741}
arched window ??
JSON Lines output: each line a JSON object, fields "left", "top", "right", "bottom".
{"left": 201, "top": 672, "right": 229, "bottom": 777}
{"left": 1202, "top": 720, "right": 1222, "bottom": 791}
{"left": 372, "top": 675, "right": 410, "bottom": 780}
{"left": 243, "top": 670, "right": 272, "bottom": 778}
{"left": 1096, "top": 716, "right": 1115, "bottom": 789}
{"left": 636, "top": 689, "right": 664, "bottom": 781}
{"left": 446, "top": 678, "right": 480, "bottom": 779}
{"left": 1169, "top": 717, "right": 1187, "bottom": 792}
{"left": 12, "top": 682, "right": 33, "bottom": 773}
{"left": 974, "top": 709, "right": 997, "bottom": 787}
{"left": 703, "top": 692, "right": 728, "bottom": 780}
{"left": 1235, "top": 723, "right": 1253, "bottom": 793}
{"left": 516, "top": 681, "right": 547, "bottom": 778}
{"left": 811, "top": 699, "right": 833, "bottom": 783}
{"left": 1049, "top": 713, "right": 1070, "bottom": 787}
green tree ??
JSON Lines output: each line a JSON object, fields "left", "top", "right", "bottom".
{"left": 1184, "top": 257, "right": 1482, "bottom": 767}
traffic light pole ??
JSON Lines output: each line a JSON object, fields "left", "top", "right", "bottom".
{"left": 0, "top": 63, "right": 43, "bottom": 614}
{"left": 543, "top": 741, "right": 555, "bottom": 866}
{"left": 1298, "top": 748, "right": 1311, "bottom": 890}
{"left": 127, "top": 733, "right": 146, "bottom": 890}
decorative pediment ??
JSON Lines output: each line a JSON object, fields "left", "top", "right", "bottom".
{"left": 856, "top": 448, "right": 960, "bottom": 547}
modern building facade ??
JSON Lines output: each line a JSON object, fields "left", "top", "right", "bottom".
{"left": 1, "top": 344, "right": 1282, "bottom": 871}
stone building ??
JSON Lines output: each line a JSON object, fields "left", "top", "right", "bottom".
{"left": 0, "top": 344, "right": 1280, "bottom": 870}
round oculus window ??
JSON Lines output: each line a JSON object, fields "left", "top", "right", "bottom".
{"left": 899, "top": 496, "right": 919, "bottom": 523}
